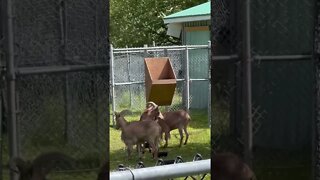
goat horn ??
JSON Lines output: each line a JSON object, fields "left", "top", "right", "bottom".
{"left": 146, "top": 102, "right": 158, "bottom": 109}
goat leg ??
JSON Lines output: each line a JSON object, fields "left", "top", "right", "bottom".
{"left": 127, "top": 145, "right": 133, "bottom": 160}
{"left": 178, "top": 128, "right": 184, "bottom": 148}
{"left": 183, "top": 126, "right": 189, "bottom": 145}
{"left": 149, "top": 142, "right": 158, "bottom": 159}
{"left": 163, "top": 131, "right": 170, "bottom": 148}
{"left": 137, "top": 144, "right": 143, "bottom": 160}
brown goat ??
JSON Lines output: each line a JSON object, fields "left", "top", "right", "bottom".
{"left": 115, "top": 110, "right": 161, "bottom": 159}
{"left": 140, "top": 102, "right": 191, "bottom": 148}
{"left": 9, "top": 152, "right": 74, "bottom": 180}
{"left": 212, "top": 152, "right": 256, "bottom": 180}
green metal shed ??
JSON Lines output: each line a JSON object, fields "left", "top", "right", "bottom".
{"left": 163, "top": 1, "right": 211, "bottom": 109}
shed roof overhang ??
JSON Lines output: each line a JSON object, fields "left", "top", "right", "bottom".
{"left": 163, "top": 1, "right": 210, "bottom": 24}
{"left": 163, "top": 1, "right": 210, "bottom": 37}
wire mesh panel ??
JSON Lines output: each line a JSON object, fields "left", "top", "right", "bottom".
{"left": 16, "top": 71, "right": 108, "bottom": 164}
{"left": 211, "top": 0, "right": 243, "bottom": 156}
{"left": 251, "top": 0, "right": 314, "bottom": 179}
{"left": 14, "top": 0, "right": 61, "bottom": 67}
{"left": 189, "top": 47, "right": 210, "bottom": 110}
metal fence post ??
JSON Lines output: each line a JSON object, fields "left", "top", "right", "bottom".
{"left": 143, "top": 44, "right": 148, "bottom": 108}
{"left": 4, "top": 0, "right": 18, "bottom": 179}
{"left": 110, "top": 44, "right": 116, "bottom": 126}
{"left": 0, "top": 89, "right": 3, "bottom": 180}
{"left": 184, "top": 46, "right": 190, "bottom": 112}
{"left": 242, "top": 0, "right": 253, "bottom": 167}
{"left": 152, "top": 41, "right": 156, "bottom": 56}
{"left": 60, "top": 0, "right": 71, "bottom": 142}
{"left": 164, "top": 47, "right": 168, "bottom": 57}
{"left": 144, "top": 44, "right": 148, "bottom": 57}
{"left": 207, "top": 41, "right": 211, "bottom": 127}
{"left": 126, "top": 46, "right": 132, "bottom": 108}
{"left": 312, "top": 1, "right": 320, "bottom": 179}
{"left": 0, "top": 36, "right": 4, "bottom": 180}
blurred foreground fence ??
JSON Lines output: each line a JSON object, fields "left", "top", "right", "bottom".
{"left": 0, "top": 0, "right": 109, "bottom": 179}
{"left": 211, "top": 0, "right": 318, "bottom": 179}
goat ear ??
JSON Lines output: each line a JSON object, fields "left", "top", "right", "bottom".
{"left": 149, "top": 107, "right": 163, "bottom": 120}
{"left": 158, "top": 112, "right": 164, "bottom": 120}
{"left": 31, "top": 152, "right": 75, "bottom": 178}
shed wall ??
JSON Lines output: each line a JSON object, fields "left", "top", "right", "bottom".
{"left": 183, "top": 21, "right": 210, "bottom": 109}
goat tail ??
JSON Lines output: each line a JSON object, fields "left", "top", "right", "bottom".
{"left": 186, "top": 112, "right": 191, "bottom": 123}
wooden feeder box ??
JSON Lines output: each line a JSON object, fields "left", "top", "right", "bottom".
{"left": 144, "top": 57, "right": 177, "bottom": 106}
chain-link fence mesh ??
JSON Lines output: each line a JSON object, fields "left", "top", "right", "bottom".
{"left": 212, "top": 0, "right": 316, "bottom": 179}
{"left": 16, "top": 71, "right": 108, "bottom": 165}
{"left": 1, "top": 0, "right": 109, "bottom": 179}
{"left": 211, "top": 0, "right": 242, "bottom": 155}
{"left": 13, "top": 0, "right": 61, "bottom": 67}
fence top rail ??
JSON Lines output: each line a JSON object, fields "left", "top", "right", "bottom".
{"left": 113, "top": 47, "right": 209, "bottom": 54}
{"left": 110, "top": 159, "right": 210, "bottom": 180}
{"left": 253, "top": 54, "right": 312, "bottom": 61}
{"left": 112, "top": 44, "right": 210, "bottom": 52}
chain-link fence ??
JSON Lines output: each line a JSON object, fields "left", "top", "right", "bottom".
{"left": 110, "top": 44, "right": 211, "bottom": 126}
{"left": 1, "top": 0, "right": 109, "bottom": 179}
{"left": 211, "top": 0, "right": 316, "bottom": 179}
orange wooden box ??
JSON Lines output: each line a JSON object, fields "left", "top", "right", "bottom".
{"left": 144, "top": 57, "right": 177, "bottom": 106}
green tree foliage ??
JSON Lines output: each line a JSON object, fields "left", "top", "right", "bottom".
{"left": 110, "top": 0, "right": 208, "bottom": 48}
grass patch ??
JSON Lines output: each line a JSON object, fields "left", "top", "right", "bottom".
{"left": 109, "top": 109, "right": 211, "bottom": 179}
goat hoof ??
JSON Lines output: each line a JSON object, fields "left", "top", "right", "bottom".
{"left": 163, "top": 144, "right": 168, "bottom": 148}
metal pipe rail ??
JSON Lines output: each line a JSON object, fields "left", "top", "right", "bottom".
{"left": 15, "top": 64, "right": 108, "bottom": 76}
{"left": 253, "top": 54, "right": 312, "bottom": 61}
{"left": 113, "top": 44, "right": 209, "bottom": 52}
{"left": 110, "top": 159, "right": 210, "bottom": 180}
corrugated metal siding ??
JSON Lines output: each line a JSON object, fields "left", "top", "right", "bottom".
{"left": 184, "top": 20, "right": 210, "bottom": 27}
